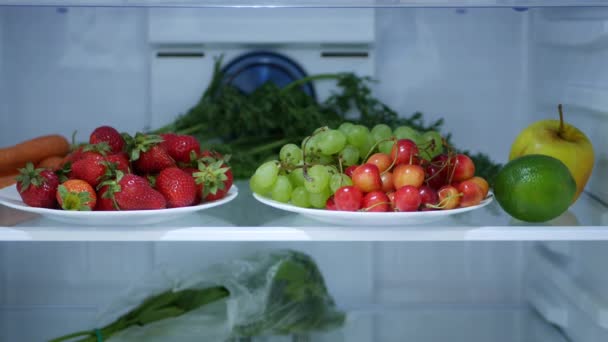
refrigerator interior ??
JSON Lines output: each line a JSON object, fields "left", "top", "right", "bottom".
{"left": 0, "top": 3, "right": 608, "bottom": 342}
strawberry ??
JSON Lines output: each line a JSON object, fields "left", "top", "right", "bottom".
{"left": 66, "top": 142, "right": 112, "bottom": 164}
{"left": 70, "top": 151, "right": 131, "bottom": 188}
{"left": 182, "top": 167, "right": 203, "bottom": 204}
{"left": 192, "top": 158, "right": 233, "bottom": 202}
{"left": 105, "top": 152, "right": 131, "bottom": 173}
{"left": 96, "top": 185, "right": 118, "bottom": 211}
{"left": 204, "top": 167, "right": 233, "bottom": 202}
{"left": 103, "top": 172, "right": 166, "bottom": 210}
{"left": 162, "top": 134, "right": 201, "bottom": 164}
{"left": 127, "top": 133, "right": 175, "bottom": 174}
{"left": 156, "top": 167, "right": 197, "bottom": 208}
{"left": 90, "top": 125, "right": 125, "bottom": 154}
{"left": 15, "top": 162, "right": 60, "bottom": 208}
{"left": 56, "top": 179, "right": 96, "bottom": 211}
{"left": 70, "top": 154, "right": 106, "bottom": 188}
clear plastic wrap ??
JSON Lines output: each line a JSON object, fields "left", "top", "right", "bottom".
{"left": 51, "top": 249, "right": 344, "bottom": 342}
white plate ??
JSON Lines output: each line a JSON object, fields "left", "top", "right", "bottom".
{"left": 253, "top": 191, "right": 494, "bottom": 226}
{"left": 0, "top": 185, "right": 238, "bottom": 226}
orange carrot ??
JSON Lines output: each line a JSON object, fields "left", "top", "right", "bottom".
{"left": 0, "top": 173, "right": 18, "bottom": 189}
{"left": 0, "top": 135, "right": 70, "bottom": 174}
{"left": 37, "top": 155, "right": 67, "bottom": 171}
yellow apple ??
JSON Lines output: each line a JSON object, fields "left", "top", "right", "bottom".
{"left": 509, "top": 104, "right": 594, "bottom": 202}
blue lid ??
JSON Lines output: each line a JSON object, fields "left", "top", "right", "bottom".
{"left": 221, "top": 51, "right": 317, "bottom": 101}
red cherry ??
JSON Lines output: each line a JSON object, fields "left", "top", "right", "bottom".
{"left": 344, "top": 165, "right": 358, "bottom": 178}
{"left": 380, "top": 172, "right": 395, "bottom": 193}
{"left": 390, "top": 139, "right": 419, "bottom": 165}
{"left": 362, "top": 191, "right": 390, "bottom": 212}
{"left": 425, "top": 154, "right": 452, "bottom": 190}
{"left": 393, "top": 164, "right": 425, "bottom": 190}
{"left": 325, "top": 196, "right": 337, "bottom": 210}
{"left": 351, "top": 163, "right": 382, "bottom": 193}
{"left": 457, "top": 180, "right": 484, "bottom": 208}
{"left": 419, "top": 185, "right": 439, "bottom": 209}
{"left": 393, "top": 185, "right": 421, "bottom": 212}
{"left": 452, "top": 154, "right": 476, "bottom": 182}
{"left": 333, "top": 186, "right": 363, "bottom": 211}
{"left": 366, "top": 153, "right": 392, "bottom": 173}
{"left": 437, "top": 185, "right": 461, "bottom": 210}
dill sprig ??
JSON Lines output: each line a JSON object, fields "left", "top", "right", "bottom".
{"left": 154, "top": 57, "right": 500, "bottom": 183}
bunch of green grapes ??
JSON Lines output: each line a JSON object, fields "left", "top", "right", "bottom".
{"left": 249, "top": 123, "right": 444, "bottom": 208}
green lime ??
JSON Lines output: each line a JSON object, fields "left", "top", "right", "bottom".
{"left": 494, "top": 154, "right": 576, "bottom": 223}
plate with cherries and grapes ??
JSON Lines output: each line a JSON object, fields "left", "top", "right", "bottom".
{"left": 251, "top": 123, "right": 494, "bottom": 226}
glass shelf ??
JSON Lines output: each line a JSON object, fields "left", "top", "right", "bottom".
{"left": 0, "top": 181, "right": 607, "bottom": 241}
{"left": 0, "top": 305, "right": 566, "bottom": 342}
{"left": 0, "top": 0, "right": 607, "bottom": 8}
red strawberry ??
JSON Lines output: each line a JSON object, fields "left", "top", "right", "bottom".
{"left": 90, "top": 125, "right": 125, "bottom": 154}
{"left": 162, "top": 135, "right": 201, "bottom": 164}
{"left": 56, "top": 179, "right": 97, "bottom": 211}
{"left": 15, "top": 163, "right": 59, "bottom": 208}
{"left": 156, "top": 167, "right": 197, "bottom": 208}
{"left": 105, "top": 152, "right": 130, "bottom": 173}
{"left": 112, "top": 173, "right": 167, "bottom": 210}
{"left": 96, "top": 185, "right": 117, "bottom": 211}
{"left": 183, "top": 167, "right": 203, "bottom": 204}
{"left": 204, "top": 167, "right": 233, "bottom": 202}
{"left": 70, "top": 154, "right": 106, "bottom": 188}
{"left": 127, "top": 133, "right": 175, "bottom": 174}
{"left": 192, "top": 159, "right": 233, "bottom": 202}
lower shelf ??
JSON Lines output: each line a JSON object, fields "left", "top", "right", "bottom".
{"left": 0, "top": 306, "right": 566, "bottom": 342}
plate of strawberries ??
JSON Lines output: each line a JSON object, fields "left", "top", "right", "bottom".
{"left": 0, "top": 126, "right": 237, "bottom": 226}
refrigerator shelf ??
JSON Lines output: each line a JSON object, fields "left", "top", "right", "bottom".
{"left": 0, "top": 0, "right": 608, "bottom": 8}
{"left": 0, "top": 305, "right": 566, "bottom": 342}
{"left": 0, "top": 181, "right": 607, "bottom": 241}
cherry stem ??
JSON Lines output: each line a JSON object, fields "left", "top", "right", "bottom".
{"left": 426, "top": 192, "right": 463, "bottom": 209}
{"left": 557, "top": 104, "right": 565, "bottom": 139}
{"left": 360, "top": 201, "right": 392, "bottom": 212}
{"left": 363, "top": 137, "right": 395, "bottom": 162}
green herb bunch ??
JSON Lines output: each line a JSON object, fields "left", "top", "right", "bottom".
{"left": 154, "top": 57, "right": 500, "bottom": 184}
{"left": 49, "top": 250, "right": 344, "bottom": 342}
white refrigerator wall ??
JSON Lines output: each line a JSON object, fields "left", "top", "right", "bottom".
{"left": 0, "top": 7, "right": 528, "bottom": 158}
{"left": 530, "top": 7, "right": 608, "bottom": 203}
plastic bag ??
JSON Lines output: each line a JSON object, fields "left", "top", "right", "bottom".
{"left": 90, "top": 249, "right": 345, "bottom": 341}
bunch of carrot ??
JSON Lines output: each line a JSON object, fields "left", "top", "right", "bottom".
{"left": 0, "top": 134, "right": 70, "bottom": 189}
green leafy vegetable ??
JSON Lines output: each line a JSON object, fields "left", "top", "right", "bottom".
{"left": 154, "top": 57, "right": 501, "bottom": 183}
{"left": 49, "top": 250, "right": 344, "bottom": 342}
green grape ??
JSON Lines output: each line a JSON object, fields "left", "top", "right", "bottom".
{"left": 252, "top": 160, "right": 279, "bottom": 188}
{"left": 316, "top": 154, "right": 334, "bottom": 165}
{"left": 250, "top": 174, "right": 272, "bottom": 196}
{"left": 371, "top": 124, "right": 392, "bottom": 143}
{"left": 279, "top": 144, "right": 303, "bottom": 165}
{"left": 302, "top": 135, "right": 321, "bottom": 156}
{"left": 339, "top": 145, "right": 360, "bottom": 166}
{"left": 288, "top": 167, "right": 306, "bottom": 187}
{"left": 304, "top": 165, "right": 330, "bottom": 194}
{"left": 317, "top": 130, "right": 347, "bottom": 156}
{"left": 291, "top": 186, "right": 311, "bottom": 208}
{"left": 338, "top": 122, "right": 355, "bottom": 135}
{"left": 357, "top": 133, "right": 375, "bottom": 160}
{"left": 378, "top": 140, "right": 394, "bottom": 155}
{"left": 347, "top": 125, "right": 370, "bottom": 148}
{"left": 329, "top": 173, "right": 353, "bottom": 193}
{"left": 271, "top": 175, "right": 293, "bottom": 203}
{"left": 394, "top": 126, "right": 421, "bottom": 145}
{"left": 308, "top": 188, "right": 331, "bottom": 209}
{"left": 419, "top": 131, "right": 444, "bottom": 160}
